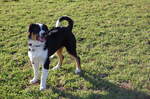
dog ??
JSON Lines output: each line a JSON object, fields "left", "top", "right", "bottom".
{"left": 28, "top": 16, "right": 81, "bottom": 90}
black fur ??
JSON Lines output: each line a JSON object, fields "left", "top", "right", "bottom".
{"left": 43, "top": 17, "right": 78, "bottom": 70}
{"left": 45, "top": 27, "right": 77, "bottom": 56}
{"left": 44, "top": 58, "right": 50, "bottom": 69}
{"left": 42, "top": 24, "right": 48, "bottom": 32}
{"left": 28, "top": 24, "right": 41, "bottom": 34}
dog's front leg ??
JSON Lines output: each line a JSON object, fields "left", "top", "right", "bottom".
{"left": 40, "top": 58, "right": 50, "bottom": 90}
{"left": 30, "top": 62, "right": 39, "bottom": 84}
{"left": 40, "top": 69, "right": 48, "bottom": 90}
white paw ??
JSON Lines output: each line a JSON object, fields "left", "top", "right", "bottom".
{"left": 30, "top": 78, "right": 38, "bottom": 84}
{"left": 75, "top": 69, "right": 81, "bottom": 74}
{"left": 52, "top": 65, "right": 60, "bottom": 70}
{"left": 40, "top": 86, "right": 46, "bottom": 91}
{"left": 50, "top": 55, "right": 55, "bottom": 59}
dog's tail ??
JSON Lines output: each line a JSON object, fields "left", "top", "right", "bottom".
{"left": 55, "top": 16, "right": 74, "bottom": 31}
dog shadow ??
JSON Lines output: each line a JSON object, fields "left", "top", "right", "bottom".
{"left": 51, "top": 70, "right": 150, "bottom": 99}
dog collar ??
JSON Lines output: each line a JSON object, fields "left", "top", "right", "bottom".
{"left": 28, "top": 44, "right": 44, "bottom": 52}
{"left": 28, "top": 43, "right": 44, "bottom": 47}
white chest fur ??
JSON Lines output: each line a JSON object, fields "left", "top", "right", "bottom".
{"left": 28, "top": 40, "right": 48, "bottom": 65}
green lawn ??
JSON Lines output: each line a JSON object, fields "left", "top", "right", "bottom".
{"left": 0, "top": 0, "right": 150, "bottom": 98}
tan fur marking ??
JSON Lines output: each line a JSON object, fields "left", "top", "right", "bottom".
{"left": 31, "top": 33, "right": 37, "bottom": 40}
{"left": 56, "top": 47, "right": 64, "bottom": 66}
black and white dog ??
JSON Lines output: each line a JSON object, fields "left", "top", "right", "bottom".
{"left": 28, "top": 16, "right": 81, "bottom": 90}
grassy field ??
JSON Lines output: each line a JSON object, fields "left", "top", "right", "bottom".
{"left": 0, "top": 0, "right": 150, "bottom": 98}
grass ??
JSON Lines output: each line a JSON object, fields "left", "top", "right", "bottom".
{"left": 0, "top": 0, "right": 150, "bottom": 98}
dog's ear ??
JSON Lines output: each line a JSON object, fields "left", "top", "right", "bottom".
{"left": 42, "top": 24, "right": 48, "bottom": 32}
{"left": 28, "top": 24, "right": 35, "bottom": 33}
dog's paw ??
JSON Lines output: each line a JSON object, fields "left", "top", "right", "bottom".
{"left": 50, "top": 55, "right": 55, "bottom": 59}
{"left": 75, "top": 69, "right": 81, "bottom": 73}
{"left": 40, "top": 86, "right": 46, "bottom": 91}
{"left": 30, "top": 79, "right": 38, "bottom": 84}
{"left": 75, "top": 69, "right": 82, "bottom": 75}
{"left": 52, "top": 65, "right": 60, "bottom": 70}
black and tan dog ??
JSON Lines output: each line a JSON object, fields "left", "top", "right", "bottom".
{"left": 28, "top": 16, "right": 81, "bottom": 90}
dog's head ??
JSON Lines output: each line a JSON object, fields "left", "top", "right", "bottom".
{"left": 28, "top": 23, "right": 48, "bottom": 42}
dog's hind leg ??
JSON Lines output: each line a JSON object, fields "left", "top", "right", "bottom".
{"left": 52, "top": 47, "right": 64, "bottom": 70}
{"left": 65, "top": 44, "right": 81, "bottom": 74}
{"left": 70, "top": 53, "right": 81, "bottom": 74}
{"left": 30, "top": 62, "right": 39, "bottom": 84}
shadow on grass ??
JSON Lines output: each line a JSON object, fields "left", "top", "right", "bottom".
{"left": 51, "top": 70, "right": 150, "bottom": 99}
{"left": 81, "top": 71, "right": 150, "bottom": 99}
